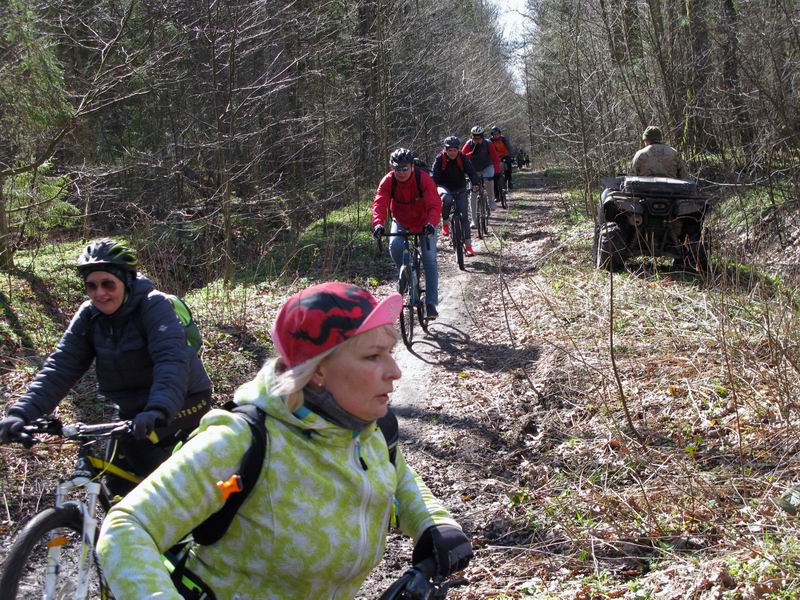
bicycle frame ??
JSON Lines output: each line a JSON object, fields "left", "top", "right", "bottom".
{"left": 3, "top": 418, "right": 139, "bottom": 600}
{"left": 49, "top": 476, "right": 103, "bottom": 599}
{"left": 376, "top": 229, "right": 429, "bottom": 346}
{"left": 377, "top": 230, "right": 428, "bottom": 307}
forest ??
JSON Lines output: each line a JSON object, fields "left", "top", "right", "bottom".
{"left": 2, "top": 0, "right": 800, "bottom": 598}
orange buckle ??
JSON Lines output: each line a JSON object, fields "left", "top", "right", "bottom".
{"left": 216, "top": 474, "right": 243, "bottom": 500}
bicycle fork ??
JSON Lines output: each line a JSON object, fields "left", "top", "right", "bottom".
{"left": 47, "top": 477, "right": 102, "bottom": 600}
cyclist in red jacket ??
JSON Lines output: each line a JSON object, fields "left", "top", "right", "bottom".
{"left": 372, "top": 148, "right": 443, "bottom": 320}
{"left": 462, "top": 125, "right": 501, "bottom": 227}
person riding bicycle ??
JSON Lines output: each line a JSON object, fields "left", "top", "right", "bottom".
{"left": 97, "top": 282, "right": 472, "bottom": 599}
{"left": 372, "top": 148, "right": 443, "bottom": 320}
{"left": 461, "top": 126, "right": 501, "bottom": 228}
{"left": 432, "top": 136, "right": 480, "bottom": 257}
{"left": 0, "top": 239, "right": 212, "bottom": 494}
{"left": 489, "top": 125, "right": 514, "bottom": 194}
{"left": 630, "top": 126, "right": 689, "bottom": 179}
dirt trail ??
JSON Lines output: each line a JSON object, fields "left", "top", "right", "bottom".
{"left": 358, "top": 172, "right": 558, "bottom": 597}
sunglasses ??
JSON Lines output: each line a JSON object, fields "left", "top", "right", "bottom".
{"left": 85, "top": 280, "right": 119, "bottom": 292}
{"left": 392, "top": 165, "right": 412, "bottom": 172}
{"left": 472, "top": 135, "right": 483, "bottom": 139}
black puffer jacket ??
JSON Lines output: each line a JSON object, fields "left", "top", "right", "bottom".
{"left": 10, "top": 275, "right": 212, "bottom": 422}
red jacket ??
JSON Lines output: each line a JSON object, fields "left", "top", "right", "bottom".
{"left": 461, "top": 139, "right": 501, "bottom": 173}
{"left": 372, "top": 168, "right": 442, "bottom": 231}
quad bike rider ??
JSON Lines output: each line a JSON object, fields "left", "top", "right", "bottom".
{"left": 594, "top": 126, "right": 710, "bottom": 272}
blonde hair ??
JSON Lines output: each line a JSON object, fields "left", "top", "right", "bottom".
{"left": 271, "top": 324, "right": 400, "bottom": 411}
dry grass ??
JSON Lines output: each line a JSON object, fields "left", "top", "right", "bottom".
{"left": 418, "top": 175, "right": 800, "bottom": 598}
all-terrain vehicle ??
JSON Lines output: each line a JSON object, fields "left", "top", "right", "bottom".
{"left": 593, "top": 176, "right": 711, "bottom": 272}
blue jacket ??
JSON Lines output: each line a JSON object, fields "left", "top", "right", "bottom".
{"left": 10, "top": 275, "right": 212, "bottom": 423}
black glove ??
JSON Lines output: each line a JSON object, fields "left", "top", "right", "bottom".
{"left": 423, "top": 223, "right": 435, "bottom": 237}
{"left": 412, "top": 525, "right": 473, "bottom": 577}
{"left": 132, "top": 409, "right": 167, "bottom": 441}
{"left": 373, "top": 224, "right": 385, "bottom": 240}
{"left": 0, "top": 415, "right": 27, "bottom": 443}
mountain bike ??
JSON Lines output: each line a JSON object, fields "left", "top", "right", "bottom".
{"left": 0, "top": 417, "right": 140, "bottom": 600}
{"left": 378, "top": 557, "right": 468, "bottom": 599}
{"left": 377, "top": 230, "right": 429, "bottom": 347}
{"left": 475, "top": 179, "right": 490, "bottom": 240}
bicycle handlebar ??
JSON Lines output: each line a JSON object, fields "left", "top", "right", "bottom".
{"left": 379, "top": 557, "right": 468, "bottom": 599}
{"left": 8, "top": 417, "right": 133, "bottom": 448}
{"left": 375, "top": 230, "right": 432, "bottom": 253}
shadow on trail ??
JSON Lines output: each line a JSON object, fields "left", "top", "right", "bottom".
{"left": 408, "top": 322, "right": 539, "bottom": 373}
{"left": 506, "top": 230, "right": 548, "bottom": 243}
{"left": 392, "top": 403, "right": 503, "bottom": 460}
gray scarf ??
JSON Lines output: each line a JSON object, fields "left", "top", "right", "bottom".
{"left": 302, "top": 384, "right": 373, "bottom": 431}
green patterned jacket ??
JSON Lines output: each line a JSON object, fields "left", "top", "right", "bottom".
{"left": 97, "top": 365, "right": 460, "bottom": 599}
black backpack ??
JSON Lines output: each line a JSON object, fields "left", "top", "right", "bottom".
{"left": 191, "top": 402, "right": 400, "bottom": 546}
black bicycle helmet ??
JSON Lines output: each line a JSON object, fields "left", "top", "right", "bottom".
{"left": 77, "top": 239, "right": 138, "bottom": 274}
{"left": 470, "top": 125, "right": 484, "bottom": 136}
{"left": 490, "top": 125, "right": 501, "bottom": 134}
{"left": 444, "top": 136, "right": 461, "bottom": 149}
{"left": 389, "top": 148, "right": 415, "bottom": 166}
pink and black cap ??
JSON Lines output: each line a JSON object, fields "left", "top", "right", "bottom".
{"left": 270, "top": 282, "right": 402, "bottom": 368}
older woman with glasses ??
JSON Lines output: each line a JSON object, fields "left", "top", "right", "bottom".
{"left": 0, "top": 238, "right": 212, "bottom": 494}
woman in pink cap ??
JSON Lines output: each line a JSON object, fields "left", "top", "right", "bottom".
{"left": 98, "top": 282, "right": 472, "bottom": 599}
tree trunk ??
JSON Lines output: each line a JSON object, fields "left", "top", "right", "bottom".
{"left": 720, "top": 0, "right": 753, "bottom": 151}
{"left": 685, "top": 0, "right": 713, "bottom": 152}
{"left": 0, "top": 177, "right": 12, "bottom": 270}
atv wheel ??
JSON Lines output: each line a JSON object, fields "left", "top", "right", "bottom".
{"left": 595, "top": 223, "right": 625, "bottom": 271}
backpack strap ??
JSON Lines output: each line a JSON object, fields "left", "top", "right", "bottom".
{"left": 377, "top": 409, "right": 399, "bottom": 465}
{"left": 191, "top": 401, "right": 268, "bottom": 546}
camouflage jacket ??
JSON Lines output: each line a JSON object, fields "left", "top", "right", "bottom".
{"left": 97, "top": 365, "right": 461, "bottom": 600}
{"left": 630, "top": 143, "right": 689, "bottom": 179}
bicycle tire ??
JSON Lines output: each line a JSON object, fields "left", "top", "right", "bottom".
{"left": 399, "top": 301, "right": 414, "bottom": 347}
{"left": 0, "top": 506, "right": 112, "bottom": 600}
{"left": 452, "top": 217, "right": 465, "bottom": 270}
{"left": 500, "top": 187, "right": 508, "bottom": 209}
{"left": 416, "top": 267, "right": 429, "bottom": 334}
{"left": 480, "top": 192, "right": 490, "bottom": 237}
{"left": 476, "top": 190, "right": 486, "bottom": 240}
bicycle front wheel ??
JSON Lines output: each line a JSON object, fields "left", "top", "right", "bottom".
{"left": 415, "top": 267, "right": 428, "bottom": 333}
{"left": 399, "top": 301, "right": 414, "bottom": 347}
{"left": 452, "top": 218, "right": 465, "bottom": 270}
{"left": 481, "top": 194, "right": 490, "bottom": 236}
{"left": 476, "top": 191, "right": 486, "bottom": 240}
{"left": 500, "top": 187, "right": 508, "bottom": 209}
{"left": 0, "top": 507, "right": 111, "bottom": 600}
